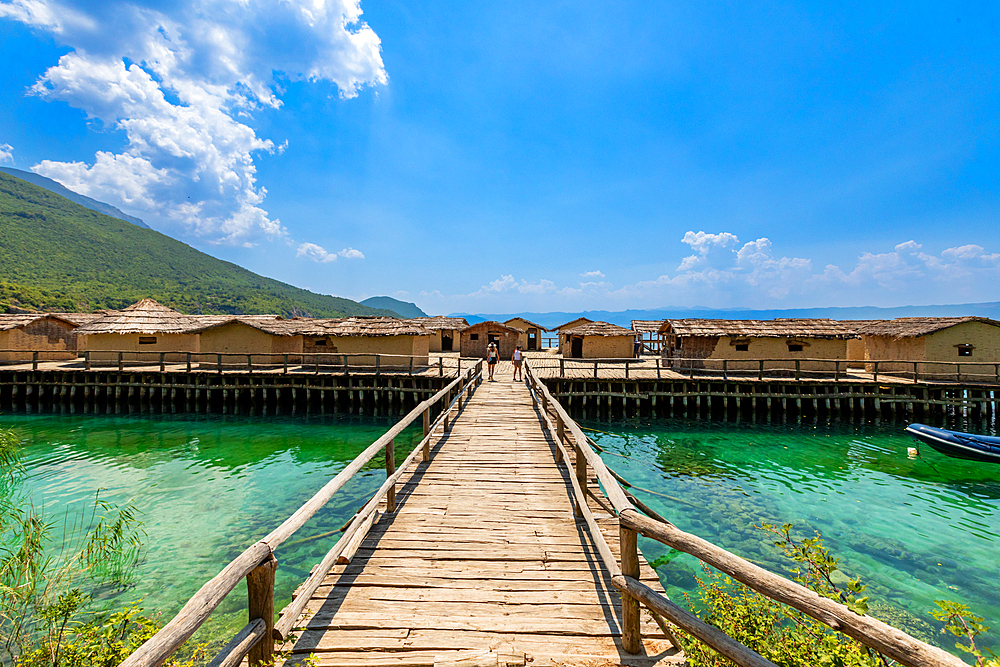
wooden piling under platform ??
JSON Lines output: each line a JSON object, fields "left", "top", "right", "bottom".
{"left": 280, "top": 377, "right": 684, "bottom": 667}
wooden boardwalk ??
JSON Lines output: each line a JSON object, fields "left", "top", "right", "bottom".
{"left": 281, "top": 376, "right": 684, "bottom": 666}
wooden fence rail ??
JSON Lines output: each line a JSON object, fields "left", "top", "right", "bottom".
{"left": 522, "top": 359, "right": 966, "bottom": 667}
{"left": 524, "top": 355, "right": 1000, "bottom": 384}
{"left": 120, "top": 361, "right": 484, "bottom": 667}
{"left": 0, "top": 350, "right": 471, "bottom": 377}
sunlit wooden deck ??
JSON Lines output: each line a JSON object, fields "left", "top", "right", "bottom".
{"left": 280, "top": 376, "right": 683, "bottom": 666}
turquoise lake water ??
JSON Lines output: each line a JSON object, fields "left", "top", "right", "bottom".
{"left": 2, "top": 412, "right": 997, "bottom": 656}
{"left": 585, "top": 417, "right": 1000, "bottom": 652}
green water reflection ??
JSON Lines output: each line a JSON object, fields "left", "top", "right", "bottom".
{"left": 2, "top": 413, "right": 421, "bottom": 649}
{"left": 585, "top": 418, "right": 1000, "bottom": 650}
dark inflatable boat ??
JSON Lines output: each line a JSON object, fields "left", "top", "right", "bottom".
{"left": 906, "top": 423, "right": 1000, "bottom": 463}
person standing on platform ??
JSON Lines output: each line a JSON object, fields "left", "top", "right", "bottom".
{"left": 487, "top": 342, "right": 498, "bottom": 381}
{"left": 633, "top": 337, "right": 642, "bottom": 358}
{"left": 512, "top": 346, "right": 523, "bottom": 381}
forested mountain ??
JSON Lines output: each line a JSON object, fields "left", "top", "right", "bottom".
{"left": 0, "top": 172, "right": 399, "bottom": 318}
{"left": 361, "top": 296, "right": 427, "bottom": 318}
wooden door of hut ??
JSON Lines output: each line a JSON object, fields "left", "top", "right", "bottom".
{"left": 488, "top": 333, "right": 500, "bottom": 350}
{"left": 571, "top": 335, "right": 583, "bottom": 358}
{"left": 441, "top": 333, "right": 454, "bottom": 351}
{"left": 527, "top": 328, "right": 538, "bottom": 350}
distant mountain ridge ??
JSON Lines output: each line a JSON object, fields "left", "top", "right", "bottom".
{"left": 0, "top": 167, "right": 151, "bottom": 229}
{"left": 361, "top": 296, "right": 427, "bottom": 318}
{"left": 450, "top": 302, "right": 1000, "bottom": 329}
{"left": 0, "top": 171, "right": 398, "bottom": 318}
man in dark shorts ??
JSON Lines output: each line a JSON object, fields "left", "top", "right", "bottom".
{"left": 512, "top": 346, "right": 523, "bottom": 381}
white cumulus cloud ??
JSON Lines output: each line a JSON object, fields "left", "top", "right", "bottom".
{"left": 581, "top": 270, "right": 605, "bottom": 278}
{"left": 0, "top": 143, "right": 13, "bottom": 163}
{"left": 3, "top": 0, "right": 386, "bottom": 244}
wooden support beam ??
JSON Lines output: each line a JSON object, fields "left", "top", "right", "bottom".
{"left": 619, "top": 526, "right": 641, "bottom": 654}
{"left": 385, "top": 438, "right": 396, "bottom": 512}
{"left": 246, "top": 554, "right": 277, "bottom": 667}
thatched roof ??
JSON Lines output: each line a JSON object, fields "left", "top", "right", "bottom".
{"left": 553, "top": 317, "right": 593, "bottom": 332}
{"left": 0, "top": 312, "right": 101, "bottom": 331}
{"left": 407, "top": 316, "right": 469, "bottom": 331}
{"left": 461, "top": 321, "right": 522, "bottom": 334}
{"left": 565, "top": 321, "right": 635, "bottom": 337}
{"left": 659, "top": 318, "right": 856, "bottom": 339}
{"left": 631, "top": 319, "right": 666, "bottom": 334}
{"left": 73, "top": 299, "right": 198, "bottom": 335}
{"left": 187, "top": 315, "right": 295, "bottom": 336}
{"left": 504, "top": 317, "right": 548, "bottom": 332}
{"left": 297, "top": 317, "right": 433, "bottom": 337}
{"left": 853, "top": 317, "right": 1000, "bottom": 338}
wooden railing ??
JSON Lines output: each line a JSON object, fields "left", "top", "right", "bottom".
{"left": 0, "top": 350, "right": 468, "bottom": 377}
{"left": 522, "top": 359, "right": 965, "bottom": 667}
{"left": 525, "top": 355, "right": 1000, "bottom": 384}
{"left": 120, "top": 360, "right": 484, "bottom": 667}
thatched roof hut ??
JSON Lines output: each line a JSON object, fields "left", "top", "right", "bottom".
{"left": 553, "top": 317, "right": 593, "bottom": 333}
{"left": 560, "top": 321, "right": 635, "bottom": 359}
{"left": 75, "top": 299, "right": 194, "bottom": 335}
{"left": 406, "top": 316, "right": 468, "bottom": 352}
{"left": 851, "top": 317, "right": 1000, "bottom": 338}
{"left": 460, "top": 321, "right": 520, "bottom": 359}
{"left": 295, "top": 317, "right": 433, "bottom": 365}
{"left": 659, "top": 318, "right": 856, "bottom": 370}
{"left": 850, "top": 317, "right": 1000, "bottom": 372}
{"left": 0, "top": 312, "right": 101, "bottom": 361}
{"left": 504, "top": 317, "right": 547, "bottom": 351}
{"left": 631, "top": 319, "right": 667, "bottom": 355}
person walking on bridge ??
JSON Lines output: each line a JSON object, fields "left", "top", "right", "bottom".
{"left": 512, "top": 346, "right": 524, "bottom": 381}
{"left": 487, "top": 342, "right": 498, "bottom": 381}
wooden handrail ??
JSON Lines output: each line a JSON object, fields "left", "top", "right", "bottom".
{"left": 522, "top": 359, "right": 967, "bottom": 667}
{"left": 121, "top": 361, "right": 483, "bottom": 667}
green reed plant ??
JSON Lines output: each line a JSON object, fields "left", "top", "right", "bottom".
{"left": 675, "top": 521, "right": 992, "bottom": 667}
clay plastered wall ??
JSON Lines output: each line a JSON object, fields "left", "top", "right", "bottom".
{"left": 923, "top": 321, "right": 1000, "bottom": 363}
{"left": 427, "top": 330, "right": 443, "bottom": 352}
{"left": 79, "top": 332, "right": 200, "bottom": 363}
{"left": 862, "top": 335, "right": 924, "bottom": 373}
{"left": 712, "top": 336, "right": 848, "bottom": 371}
{"left": 581, "top": 335, "right": 634, "bottom": 359}
{"left": 325, "top": 335, "right": 430, "bottom": 366}
{"left": 200, "top": 323, "right": 276, "bottom": 355}
{"left": 0, "top": 320, "right": 79, "bottom": 361}
{"left": 461, "top": 326, "right": 517, "bottom": 359}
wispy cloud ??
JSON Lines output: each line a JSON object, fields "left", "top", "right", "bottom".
{"left": 0, "top": 143, "right": 12, "bottom": 163}
{"left": 580, "top": 270, "right": 604, "bottom": 278}
{"left": 296, "top": 242, "right": 365, "bottom": 263}
{"left": 2, "top": 0, "right": 387, "bottom": 244}
{"left": 416, "top": 232, "right": 1000, "bottom": 312}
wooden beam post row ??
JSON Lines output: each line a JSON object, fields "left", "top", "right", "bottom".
{"left": 246, "top": 554, "right": 277, "bottom": 667}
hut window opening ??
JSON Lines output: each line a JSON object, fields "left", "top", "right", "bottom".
{"left": 470, "top": 333, "right": 479, "bottom": 341}
{"left": 957, "top": 344, "right": 973, "bottom": 357}
{"left": 787, "top": 344, "right": 803, "bottom": 352}
{"left": 138, "top": 336, "right": 156, "bottom": 345}
{"left": 735, "top": 343, "right": 749, "bottom": 352}
{"left": 314, "top": 339, "right": 327, "bottom": 346}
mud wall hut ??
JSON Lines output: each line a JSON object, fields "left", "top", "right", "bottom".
{"left": 658, "top": 319, "right": 855, "bottom": 371}
{"left": 0, "top": 313, "right": 100, "bottom": 362}
{"left": 407, "top": 317, "right": 468, "bottom": 352}
{"left": 196, "top": 317, "right": 301, "bottom": 365}
{"left": 560, "top": 321, "right": 635, "bottom": 358}
{"left": 504, "top": 318, "right": 547, "bottom": 351}
{"left": 460, "top": 321, "right": 520, "bottom": 359}
{"left": 854, "top": 317, "right": 1000, "bottom": 379}
{"left": 298, "top": 318, "right": 432, "bottom": 367}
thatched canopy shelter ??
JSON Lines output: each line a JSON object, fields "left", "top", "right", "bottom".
{"left": 631, "top": 319, "right": 667, "bottom": 355}
{"left": 504, "top": 317, "right": 547, "bottom": 351}
{"left": 0, "top": 312, "right": 101, "bottom": 361}
{"left": 407, "top": 317, "right": 468, "bottom": 352}
{"left": 460, "top": 321, "right": 520, "bottom": 359}
{"left": 560, "top": 321, "right": 635, "bottom": 359}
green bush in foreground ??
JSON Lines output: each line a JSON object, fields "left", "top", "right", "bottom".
{"left": 675, "top": 522, "right": 997, "bottom": 667}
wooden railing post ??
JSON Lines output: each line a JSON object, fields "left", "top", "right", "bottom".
{"left": 283, "top": 354, "right": 288, "bottom": 374}
{"left": 439, "top": 357, "right": 443, "bottom": 377}
{"left": 32, "top": 351, "right": 38, "bottom": 371}
{"left": 593, "top": 361, "right": 599, "bottom": 379}
{"left": 84, "top": 351, "right": 91, "bottom": 371}
{"left": 458, "top": 378, "right": 465, "bottom": 410}
{"left": 246, "top": 553, "right": 277, "bottom": 667}
{"left": 656, "top": 357, "right": 661, "bottom": 379}
{"left": 385, "top": 438, "right": 396, "bottom": 512}
{"left": 620, "top": 525, "right": 641, "bottom": 654}
{"left": 625, "top": 361, "right": 630, "bottom": 380}
{"left": 574, "top": 443, "right": 587, "bottom": 517}
{"left": 217, "top": 354, "right": 223, "bottom": 374}
{"left": 375, "top": 355, "right": 381, "bottom": 377}
{"left": 344, "top": 355, "right": 350, "bottom": 376}
{"left": 794, "top": 359, "right": 800, "bottom": 381}
{"left": 757, "top": 359, "right": 763, "bottom": 381}
{"left": 118, "top": 351, "right": 124, "bottom": 372}
{"left": 408, "top": 356, "right": 414, "bottom": 375}
{"left": 422, "top": 407, "right": 431, "bottom": 461}
{"left": 873, "top": 360, "right": 879, "bottom": 382}
{"left": 560, "top": 358, "right": 565, "bottom": 378}
{"left": 913, "top": 361, "right": 919, "bottom": 383}
{"left": 722, "top": 359, "right": 727, "bottom": 380}
{"left": 186, "top": 352, "right": 192, "bottom": 373}
{"left": 159, "top": 352, "right": 166, "bottom": 372}
{"left": 555, "top": 414, "right": 565, "bottom": 463}
{"left": 956, "top": 363, "right": 961, "bottom": 383}
{"left": 247, "top": 354, "right": 253, "bottom": 374}
{"left": 834, "top": 360, "right": 840, "bottom": 382}
{"left": 689, "top": 359, "right": 695, "bottom": 380}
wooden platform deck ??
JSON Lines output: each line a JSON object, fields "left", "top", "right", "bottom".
{"left": 280, "top": 377, "right": 684, "bottom": 666}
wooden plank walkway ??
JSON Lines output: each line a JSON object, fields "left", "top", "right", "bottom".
{"left": 280, "top": 376, "right": 685, "bottom": 666}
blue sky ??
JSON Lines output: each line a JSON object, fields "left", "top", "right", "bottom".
{"left": 1, "top": 1, "right": 998, "bottom": 315}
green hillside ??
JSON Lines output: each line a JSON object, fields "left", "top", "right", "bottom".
{"left": 361, "top": 296, "right": 428, "bottom": 318}
{"left": 0, "top": 172, "right": 398, "bottom": 317}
